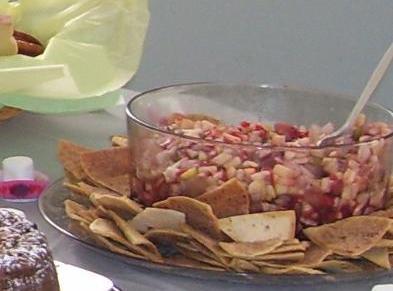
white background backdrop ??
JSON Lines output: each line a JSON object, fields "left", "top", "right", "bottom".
{"left": 128, "top": 0, "right": 393, "bottom": 107}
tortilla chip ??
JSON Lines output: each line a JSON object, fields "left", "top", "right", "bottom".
{"left": 218, "top": 211, "right": 296, "bottom": 243}
{"left": 130, "top": 207, "right": 186, "bottom": 233}
{"left": 165, "top": 255, "right": 225, "bottom": 271}
{"left": 181, "top": 224, "right": 228, "bottom": 265}
{"left": 64, "top": 200, "right": 93, "bottom": 224}
{"left": 58, "top": 140, "right": 92, "bottom": 180}
{"left": 269, "top": 243, "right": 306, "bottom": 255}
{"left": 145, "top": 229, "right": 190, "bottom": 244}
{"left": 362, "top": 248, "right": 391, "bottom": 269}
{"left": 104, "top": 210, "right": 162, "bottom": 260}
{"left": 91, "top": 212, "right": 163, "bottom": 263}
{"left": 218, "top": 239, "right": 283, "bottom": 259}
{"left": 64, "top": 182, "right": 92, "bottom": 197}
{"left": 316, "top": 260, "right": 363, "bottom": 273}
{"left": 255, "top": 252, "right": 304, "bottom": 262}
{"left": 176, "top": 247, "right": 225, "bottom": 268}
{"left": 89, "top": 218, "right": 129, "bottom": 246}
{"left": 376, "top": 239, "right": 393, "bottom": 248}
{"left": 229, "top": 258, "right": 260, "bottom": 273}
{"left": 154, "top": 196, "right": 222, "bottom": 239}
{"left": 300, "top": 244, "right": 332, "bottom": 266}
{"left": 303, "top": 216, "right": 392, "bottom": 257}
{"left": 79, "top": 222, "right": 144, "bottom": 260}
{"left": 80, "top": 147, "right": 130, "bottom": 195}
{"left": 111, "top": 135, "right": 128, "bottom": 147}
{"left": 176, "top": 242, "right": 200, "bottom": 252}
{"left": 197, "top": 178, "right": 249, "bottom": 218}
{"left": 370, "top": 208, "right": 393, "bottom": 218}
{"left": 262, "top": 266, "right": 324, "bottom": 275}
{"left": 90, "top": 192, "right": 142, "bottom": 217}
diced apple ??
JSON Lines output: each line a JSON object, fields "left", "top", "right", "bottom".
{"left": 129, "top": 207, "right": 186, "bottom": 233}
{"left": 218, "top": 210, "right": 296, "bottom": 242}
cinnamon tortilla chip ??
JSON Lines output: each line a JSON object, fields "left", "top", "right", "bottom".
{"left": 303, "top": 216, "right": 391, "bottom": 257}
{"left": 154, "top": 196, "right": 222, "bottom": 239}
{"left": 218, "top": 239, "right": 283, "bottom": 259}
{"left": 362, "top": 248, "right": 391, "bottom": 269}
{"left": 181, "top": 224, "right": 228, "bottom": 265}
{"left": 79, "top": 222, "right": 144, "bottom": 260}
{"left": 145, "top": 229, "right": 190, "bottom": 244}
{"left": 228, "top": 258, "right": 259, "bottom": 273}
{"left": 258, "top": 265, "right": 323, "bottom": 275}
{"left": 80, "top": 147, "right": 130, "bottom": 195}
{"left": 255, "top": 252, "right": 304, "bottom": 262}
{"left": 89, "top": 192, "right": 142, "bottom": 217}
{"left": 316, "top": 260, "right": 363, "bottom": 273}
{"left": 64, "top": 200, "right": 93, "bottom": 224}
{"left": 58, "top": 140, "right": 92, "bottom": 180}
{"left": 197, "top": 178, "right": 249, "bottom": 218}
{"left": 176, "top": 247, "right": 225, "bottom": 268}
{"left": 299, "top": 244, "right": 332, "bottom": 266}
{"left": 105, "top": 209, "right": 162, "bottom": 260}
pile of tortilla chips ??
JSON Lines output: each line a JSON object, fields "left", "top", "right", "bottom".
{"left": 58, "top": 138, "right": 393, "bottom": 275}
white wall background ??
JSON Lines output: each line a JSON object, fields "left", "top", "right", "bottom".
{"left": 127, "top": 0, "right": 393, "bottom": 108}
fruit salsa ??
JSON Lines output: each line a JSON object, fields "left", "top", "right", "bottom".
{"left": 130, "top": 113, "right": 393, "bottom": 229}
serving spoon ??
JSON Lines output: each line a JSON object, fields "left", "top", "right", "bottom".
{"left": 317, "top": 42, "right": 393, "bottom": 147}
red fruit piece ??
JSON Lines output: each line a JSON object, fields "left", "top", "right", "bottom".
{"left": 274, "top": 122, "right": 301, "bottom": 141}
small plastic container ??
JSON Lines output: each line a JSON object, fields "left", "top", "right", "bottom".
{"left": 0, "top": 156, "right": 49, "bottom": 202}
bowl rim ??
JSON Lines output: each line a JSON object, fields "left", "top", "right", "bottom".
{"left": 126, "top": 82, "right": 393, "bottom": 150}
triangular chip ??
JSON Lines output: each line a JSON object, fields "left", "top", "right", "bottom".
{"left": 130, "top": 207, "right": 186, "bottom": 233}
{"left": 299, "top": 243, "right": 332, "bottom": 266}
{"left": 104, "top": 209, "right": 162, "bottom": 260}
{"left": 254, "top": 252, "right": 304, "bottom": 262}
{"left": 145, "top": 229, "right": 190, "bottom": 244}
{"left": 89, "top": 218, "right": 129, "bottom": 246}
{"left": 79, "top": 222, "right": 144, "bottom": 260}
{"left": 181, "top": 224, "right": 228, "bottom": 265}
{"left": 376, "top": 239, "right": 393, "bottom": 248}
{"left": 303, "top": 216, "right": 392, "bottom": 257}
{"left": 176, "top": 247, "right": 225, "bottom": 268}
{"left": 89, "top": 192, "right": 142, "bottom": 217}
{"left": 362, "top": 248, "right": 391, "bottom": 269}
{"left": 197, "top": 178, "right": 249, "bottom": 218}
{"left": 316, "top": 260, "right": 363, "bottom": 273}
{"left": 218, "top": 239, "right": 283, "bottom": 259}
{"left": 58, "top": 140, "right": 92, "bottom": 180}
{"left": 270, "top": 242, "right": 306, "bottom": 255}
{"left": 218, "top": 211, "right": 296, "bottom": 243}
{"left": 228, "top": 258, "right": 260, "bottom": 273}
{"left": 80, "top": 147, "right": 130, "bottom": 195}
{"left": 64, "top": 200, "right": 93, "bottom": 224}
{"left": 260, "top": 265, "right": 324, "bottom": 275}
{"left": 154, "top": 196, "right": 222, "bottom": 239}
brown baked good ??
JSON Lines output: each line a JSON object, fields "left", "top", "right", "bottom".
{"left": 0, "top": 208, "right": 60, "bottom": 291}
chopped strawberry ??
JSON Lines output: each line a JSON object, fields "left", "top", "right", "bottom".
{"left": 274, "top": 122, "right": 301, "bottom": 141}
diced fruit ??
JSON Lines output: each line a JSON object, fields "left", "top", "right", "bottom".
{"left": 218, "top": 210, "right": 296, "bottom": 242}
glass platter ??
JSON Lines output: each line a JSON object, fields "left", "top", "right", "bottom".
{"left": 38, "top": 178, "right": 392, "bottom": 286}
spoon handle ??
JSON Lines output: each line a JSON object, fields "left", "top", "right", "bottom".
{"left": 344, "top": 42, "right": 393, "bottom": 129}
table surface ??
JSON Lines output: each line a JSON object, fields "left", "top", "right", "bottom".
{"left": 0, "top": 111, "right": 392, "bottom": 291}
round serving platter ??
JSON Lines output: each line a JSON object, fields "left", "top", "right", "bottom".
{"left": 39, "top": 179, "right": 391, "bottom": 286}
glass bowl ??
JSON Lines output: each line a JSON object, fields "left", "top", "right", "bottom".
{"left": 126, "top": 83, "right": 393, "bottom": 229}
